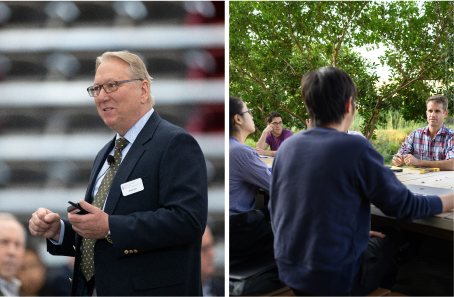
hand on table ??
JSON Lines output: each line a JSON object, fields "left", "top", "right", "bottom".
{"left": 255, "top": 147, "right": 267, "bottom": 155}
{"left": 68, "top": 200, "right": 109, "bottom": 239}
{"left": 404, "top": 154, "right": 421, "bottom": 166}
{"left": 29, "top": 208, "right": 61, "bottom": 241}
{"left": 392, "top": 154, "right": 404, "bottom": 166}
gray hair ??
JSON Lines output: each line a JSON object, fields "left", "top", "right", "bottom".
{"left": 0, "top": 213, "right": 26, "bottom": 242}
{"left": 96, "top": 51, "right": 155, "bottom": 107}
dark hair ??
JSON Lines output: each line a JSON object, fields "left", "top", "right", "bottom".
{"left": 426, "top": 95, "right": 448, "bottom": 112}
{"left": 230, "top": 96, "right": 244, "bottom": 135}
{"left": 266, "top": 111, "right": 282, "bottom": 123}
{"left": 301, "top": 67, "right": 357, "bottom": 127}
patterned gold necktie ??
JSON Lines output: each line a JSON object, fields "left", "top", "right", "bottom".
{"left": 81, "top": 138, "right": 129, "bottom": 281}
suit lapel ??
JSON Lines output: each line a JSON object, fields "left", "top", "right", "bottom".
{"left": 103, "top": 112, "right": 162, "bottom": 215}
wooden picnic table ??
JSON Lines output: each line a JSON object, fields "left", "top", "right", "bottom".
{"left": 372, "top": 170, "right": 454, "bottom": 240}
{"left": 258, "top": 156, "right": 453, "bottom": 239}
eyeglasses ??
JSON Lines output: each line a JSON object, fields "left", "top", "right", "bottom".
{"left": 87, "top": 79, "right": 142, "bottom": 97}
{"left": 271, "top": 121, "right": 283, "bottom": 126}
{"left": 240, "top": 108, "right": 253, "bottom": 115}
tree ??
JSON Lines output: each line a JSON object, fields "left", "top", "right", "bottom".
{"left": 229, "top": 1, "right": 453, "bottom": 140}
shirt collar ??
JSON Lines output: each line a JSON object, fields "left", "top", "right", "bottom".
{"left": 116, "top": 108, "right": 154, "bottom": 144}
{"left": 229, "top": 136, "right": 240, "bottom": 142}
{"left": 0, "top": 277, "right": 21, "bottom": 296}
{"left": 424, "top": 124, "right": 447, "bottom": 136}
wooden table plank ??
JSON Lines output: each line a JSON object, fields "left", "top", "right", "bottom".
{"left": 396, "top": 171, "right": 454, "bottom": 189}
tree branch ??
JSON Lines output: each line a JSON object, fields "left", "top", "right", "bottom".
{"left": 263, "top": 41, "right": 302, "bottom": 78}
{"left": 268, "top": 97, "right": 305, "bottom": 124}
{"left": 333, "top": 2, "right": 367, "bottom": 66}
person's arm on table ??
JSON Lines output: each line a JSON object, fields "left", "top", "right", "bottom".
{"left": 256, "top": 147, "right": 276, "bottom": 157}
{"left": 439, "top": 193, "right": 454, "bottom": 213}
{"left": 256, "top": 126, "right": 276, "bottom": 156}
{"left": 358, "top": 144, "right": 443, "bottom": 222}
{"left": 403, "top": 156, "right": 454, "bottom": 171}
{"left": 404, "top": 135, "right": 454, "bottom": 170}
{"left": 392, "top": 153, "right": 405, "bottom": 167}
{"left": 393, "top": 131, "right": 415, "bottom": 167}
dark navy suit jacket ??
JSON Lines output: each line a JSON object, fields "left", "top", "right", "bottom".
{"left": 47, "top": 111, "right": 208, "bottom": 296}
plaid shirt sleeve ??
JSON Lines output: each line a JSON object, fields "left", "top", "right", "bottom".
{"left": 445, "top": 133, "right": 454, "bottom": 160}
{"left": 398, "top": 130, "right": 416, "bottom": 155}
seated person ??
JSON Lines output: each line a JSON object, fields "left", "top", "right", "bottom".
{"left": 255, "top": 111, "right": 293, "bottom": 156}
{"left": 229, "top": 96, "right": 273, "bottom": 261}
{"left": 269, "top": 67, "right": 454, "bottom": 296}
{"left": 392, "top": 95, "right": 453, "bottom": 170}
{"left": 229, "top": 96, "right": 271, "bottom": 214}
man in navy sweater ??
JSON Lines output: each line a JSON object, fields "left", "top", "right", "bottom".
{"left": 269, "top": 66, "right": 453, "bottom": 296}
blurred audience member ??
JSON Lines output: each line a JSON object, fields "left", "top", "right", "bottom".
{"left": 0, "top": 213, "right": 26, "bottom": 296}
{"left": 16, "top": 245, "right": 46, "bottom": 296}
{"left": 201, "top": 226, "right": 223, "bottom": 297}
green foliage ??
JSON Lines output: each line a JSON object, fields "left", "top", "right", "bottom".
{"left": 244, "top": 138, "right": 258, "bottom": 149}
{"left": 229, "top": 1, "right": 454, "bottom": 141}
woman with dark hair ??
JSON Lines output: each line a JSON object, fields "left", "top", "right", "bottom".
{"left": 229, "top": 96, "right": 273, "bottom": 261}
{"left": 229, "top": 96, "right": 271, "bottom": 214}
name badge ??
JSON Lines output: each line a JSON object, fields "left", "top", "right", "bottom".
{"left": 121, "top": 178, "right": 144, "bottom": 196}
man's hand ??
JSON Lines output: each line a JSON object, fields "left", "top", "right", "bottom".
{"left": 404, "top": 154, "right": 421, "bottom": 166}
{"left": 263, "top": 125, "right": 273, "bottom": 134}
{"left": 29, "top": 208, "right": 61, "bottom": 242}
{"left": 68, "top": 200, "right": 109, "bottom": 239}
{"left": 392, "top": 154, "right": 404, "bottom": 167}
{"left": 369, "top": 231, "right": 386, "bottom": 238}
{"left": 255, "top": 147, "right": 267, "bottom": 155}
{"left": 305, "top": 119, "right": 311, "bottom": 129}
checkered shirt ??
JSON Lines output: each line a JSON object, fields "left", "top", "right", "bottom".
{"left": 397, "top": 124, "right": 454, "bottom": 161}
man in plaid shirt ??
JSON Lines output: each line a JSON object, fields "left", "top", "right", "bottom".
{"left": 392, "top": 95, "right": 454, "bottom": 171}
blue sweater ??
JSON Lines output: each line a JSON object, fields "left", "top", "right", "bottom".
{"left": 269, "top": 127, "right": 442, "bottom": 295}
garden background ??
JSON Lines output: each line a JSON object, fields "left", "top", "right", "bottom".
{"left": 229, "top": 1, "right": 453, "bottom": 165}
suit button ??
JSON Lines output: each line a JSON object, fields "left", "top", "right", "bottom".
{"left": 124, "top": 250, "right": 128, "bottom": 254}
{"left": 129, "top": 250, "right": 133, "bottom": 254}
{"left": 134, "top": 249, "right": 138, "bottom": 253}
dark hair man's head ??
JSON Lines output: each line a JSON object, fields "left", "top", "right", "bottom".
{"left": 301, "top": 67, "right": 357, "bottom": 127}
{"left": 266, "top": 111, "right": 283, "bottom": 123}
{"left": 266, "top": 110, "right": 284, "bottom": 136}
{"left": 426, "top": 95, "right": 448, "bottom": 112}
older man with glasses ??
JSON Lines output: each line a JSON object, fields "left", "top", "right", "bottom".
{"left": 256, "top": 110, "right": 293, "bottom": 157}
{"left": 29, "top": 51, "right": 208, "bottom": 296}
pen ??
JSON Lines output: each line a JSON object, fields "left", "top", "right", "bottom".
{"left": 390, "top": 154, "right": 406, "bottom": 157}
{"left": 260, "top": 156, "right": 269, "bottom": 158}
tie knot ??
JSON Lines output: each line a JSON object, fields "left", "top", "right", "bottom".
{"left": 115, "top": 138, "right": 129, "bottom": 151}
